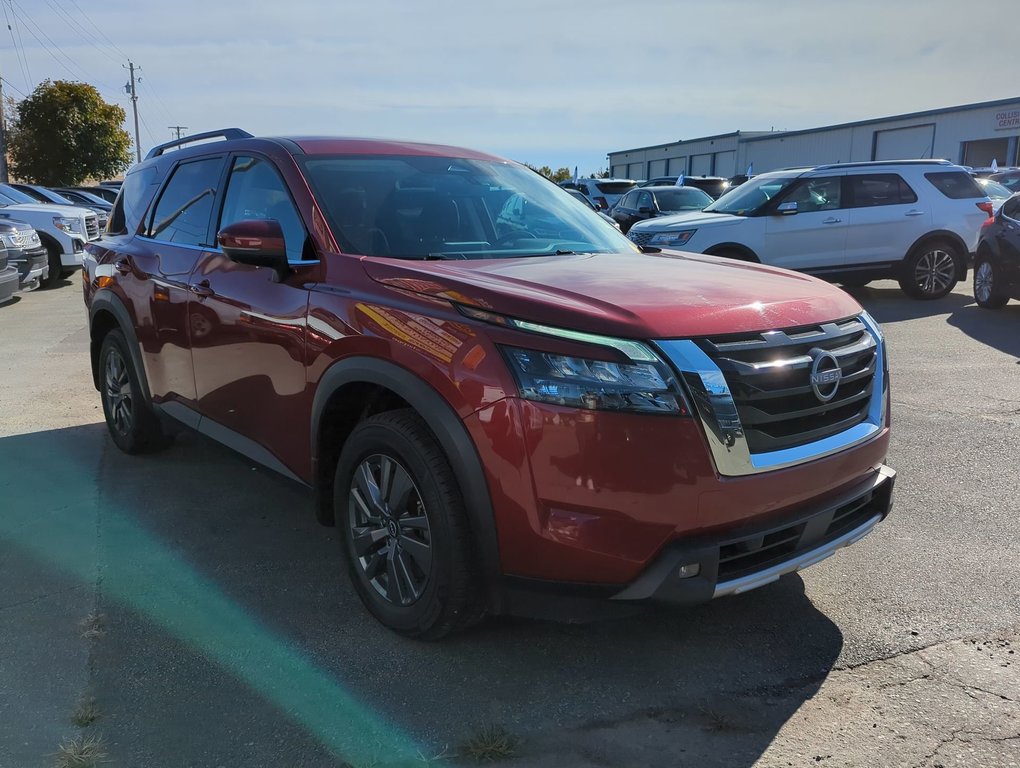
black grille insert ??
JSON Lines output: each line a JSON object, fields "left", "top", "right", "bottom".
{"left": 699, "top": 317, "right": 877, "bottom": 453}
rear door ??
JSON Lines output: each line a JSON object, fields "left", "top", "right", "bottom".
{"left": 188, "top": 153, "right": 318, "bottom": 475}
{"left": 763, "top": 174, "right": 848, "bottom": 270}
{"left": 844, "top": 172, "right": 929, "bottom": 267}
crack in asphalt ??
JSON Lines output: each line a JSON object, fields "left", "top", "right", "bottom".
{"left": 0, "top": 584, "right": 88, "bottom": 612}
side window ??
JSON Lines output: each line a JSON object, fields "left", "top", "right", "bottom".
{"left": 108, "top": 166, "right": 158, "bottom": 234}
{"left": 848, "top": 174, "right": 918, "bottom": 207}
{"left": 219, "top": 156, "right": 309, "bottom": 262}
{"left": 146, "top": 158, "right": 223, "bottom": 246}
{"left": 1002, "top": 196, "right": 1020, "bottom": 221}
{"left": 637, "top": 191, "right": 653, "bottom": 210}
{"left": 618, "top": 191, "right": 637, "bottom": 210}
{"left": 785, "top": 176, "right": 842, "bottom": 213}
{"left": 924, "top": 171, "right": 984, "bottom": 199}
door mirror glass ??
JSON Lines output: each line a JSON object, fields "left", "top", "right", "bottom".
{"left": 776, "top": 201, "right": 798, "bottom": 215}
{"left": 218, "top": 219, "right": 290, "bottom": 277}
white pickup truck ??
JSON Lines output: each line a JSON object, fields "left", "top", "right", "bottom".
{"left": 0, "top": 183, "right": 100, "bottom": 287}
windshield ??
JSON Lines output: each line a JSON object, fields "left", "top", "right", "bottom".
{"left": 300, "top": 155, "right": 639, "bottom": 259}
{"left": 653, "top": 187, "right": 713, "bottom": 212}
{"left": 977, "top": 179, "right": 1012, "bottom": 200}
{"left": 0, "top": 184, "right": 41, "bottom": 205}
{"left": 704, "top": 174, "right": 798, "bottom": 215}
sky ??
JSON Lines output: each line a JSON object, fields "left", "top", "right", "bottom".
{"left": 4, "top": 0, "right": 1017, "bottom": 175}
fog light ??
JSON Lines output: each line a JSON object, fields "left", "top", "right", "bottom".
{"left": 677, "top": 563, "right": 700, "bottom": 578}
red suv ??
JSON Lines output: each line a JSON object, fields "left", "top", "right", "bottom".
{"left": 84, "top": 129, "right": 895, "bottom": 638}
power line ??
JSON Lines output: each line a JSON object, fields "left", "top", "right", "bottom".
{"left": 4, "top": 0, "right": 32, "bottom": 89}
{"left": 1, "top": 76, "right": 28, "bottom": 98}
{"left": 168, "top": 125, "right": 188, "bottom": 140}
{"left": 138, "top": 78, "right": 173, "bottom": 125}
{"left": 41, "top": 0, "right": 121, "bottom": 66}
{"left": 8, "top": 0, "right": 88, "bottom": 81}
{"left": 64, "top": 0, "right": 129, "bottom": 61}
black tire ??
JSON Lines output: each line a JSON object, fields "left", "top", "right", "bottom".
{"left": 898, "top": 239, "right": 961, "bottom": 300}
{"left": 98, "top": 329, "right": 172, "bottom": 454}
{"left": 41, "top": 243, "right": 62, "bottom": 289}
{"left": 973, "top": 255, "right": 1009, "bottom": 309}
{"left": 334, "top": 409, "right": 483, "bottom": 639}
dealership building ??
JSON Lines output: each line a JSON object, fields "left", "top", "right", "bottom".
{"left": 608, "top": 97, "right": 1020, "bottom": 180}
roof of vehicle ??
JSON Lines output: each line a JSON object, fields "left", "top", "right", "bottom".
{"left": 143, "top": 128, "right": 507, "bottom": 163}
{"left": 642, "top": 185, "right": 713, "bottom": 193}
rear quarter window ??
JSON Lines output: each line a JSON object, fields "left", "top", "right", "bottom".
{"left": 924, "top": 171, "right": 985, "bottom": 200}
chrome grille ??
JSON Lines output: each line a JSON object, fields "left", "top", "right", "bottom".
{"left": 698, "top": 318, "right": 877, "bottom": 453}
{"left": 628, "top": 230, "right": 654, "bottom": 247}
{"left": 85, "top": 215, "right": 100, "bottom": 240}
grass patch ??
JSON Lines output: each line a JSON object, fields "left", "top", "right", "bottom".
{"left": 78, "top": 612, "right": 105, "bottom": 641}
{"left": 459, "top": 725, "right": 518, "bottom": 763}
{"left": 54, "top": 733, "right": 107, "bottom": 768}
{"left": 70, "top": 697, "right": 100, "bottom": 727}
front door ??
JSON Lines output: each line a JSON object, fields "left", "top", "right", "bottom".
{"left": 188, "top": 154, "right": 318, "bottom": 476}
{"left": 763, "top": 175, "right": 848, "bottom": 271}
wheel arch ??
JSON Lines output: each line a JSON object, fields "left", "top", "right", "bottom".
{"left": 88, "top": 292, "right": 151, "bottom": 401}
{"left": 310, "top": 357, "right": 502, "bottom": 608}
{"left": 703, "top": 242, "right": 761, "bottom": 262}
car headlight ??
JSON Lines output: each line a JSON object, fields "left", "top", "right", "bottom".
{"left": 53, "top": 216, "right": 83, "bottom": 234}
{"left": 648, "top": 230, "right": 696, "bottom": 247}
{"left": 501, "top": 347, "right": 687, "bottom": 415}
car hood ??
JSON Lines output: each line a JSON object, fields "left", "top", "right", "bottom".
{"left": 361, "top": 251, "right": 862, "bottom": 339}
{"left": 631, "top": 210, "right": 745, "bottom": 232}
{"left": 0, "top": 203, "right": 93, "bottom": 218}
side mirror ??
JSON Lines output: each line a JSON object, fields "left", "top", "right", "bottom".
{"left": 776, "top": 201, "right": 798, "bottom": 215}
{"left": 217, "top": 219, "right": 290, "bottom": 278}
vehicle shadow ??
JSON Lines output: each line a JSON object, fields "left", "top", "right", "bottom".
{"left": 0, "top": 424, "right": 845, "bottom": 768}
{"left": 946, "top": 303, "right": 1020, "bottom": 361}
{"left": 0, "top": 295, "right": 21, "bottom": 309}
{"left": 841, "top": 281, "right": 974, "bottom": 323}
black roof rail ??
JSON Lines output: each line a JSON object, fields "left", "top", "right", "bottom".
{"left": 144, "top": 128, "right": 254, "bottom": 160}
{"left": 810, "top": 159, "right": 953, "bottom": 171}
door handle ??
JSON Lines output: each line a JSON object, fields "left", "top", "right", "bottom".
{"left": 822, "top": 217, "right": 842, "bottom": 224}
{"left": 905, "top": 210, "right": 926, "bottom": 217}
{"left": 189, "top": 280, "right": 214, "bottom": 298}
{"left": 114, "top": 259, "right": 131, "bottom": 275}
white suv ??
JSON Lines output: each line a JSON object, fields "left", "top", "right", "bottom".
{"left": 627, "top": 160, "right": 992, "bottom": 299}
{"left": 560, "top": 178, "right": 637, "bottom": 211}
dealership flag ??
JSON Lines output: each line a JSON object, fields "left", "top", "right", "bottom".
{"left": 992, "top": 158, "right": 999, "bottom": 172}
{"left": 675, "top": 173, "right": 685, "bottom": 186}
{"left": 573, "top": 166, "right": 578, "bottom": 184}
{"left": 746, "top": 163, "right": 753, "bottom": 177}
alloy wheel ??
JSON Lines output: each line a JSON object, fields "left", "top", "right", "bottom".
{"left": 348, "top": 454, "right": 433, "bottom": 606}
{"left": 914, "top": 249, "right": 956, "bottom": 296}
{"left": 104, "top": 348, "right": 133, "bottom": 435}
{"left": 974, "top": 261, "right": 994, "bottom": 304}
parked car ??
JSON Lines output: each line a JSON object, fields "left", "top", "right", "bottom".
{"left": 53, "top": 187, "right": 115, "bottom": 213}
{"left": 611, "top": 185, "right": 713, "bottom": 234}
{"left": 628, "top": 160, "right": 992, "bottom": 299}
{"left": 639, "top": 176, "right": 731, "bottom": 199}
{"left": 990, "top": 170, "right": 1020, "bottom": 194}
{"left": 0, "top": 184, "right": 99, "bottom": 287}
{"left": 9, "top": 183, "right": 110, "bottom": 230}
{"left": 564, "top": 188, "right": 622, "bottom": 229}
{"left": 85, "top": 128, "right": 895, "bottom": 638}
{"left": 975, "top": 178, "right": 1013, "bottom": 213}
{"left": 973, "top": 192, "right": 1020, "bottom": 309}
{"left": 66, "top": 186, "right": 119, "bottom": 203}
{"left": 0, "top": 242, "right": 18, "bottom": 304}
{"left": 559, "top": 178, "right": 636, "bottom": 210}
{"left": 0, "top": 218, "right": 48, "bottom": 291}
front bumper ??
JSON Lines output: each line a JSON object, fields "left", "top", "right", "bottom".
{"left": 0, "top": 265, "right": 20, "bottom": 304}
{"left": 8, "top": 246, "right": 48, "bottom": 290}
{"left": 612, "top": 465, "right": 895, "bottom": 604}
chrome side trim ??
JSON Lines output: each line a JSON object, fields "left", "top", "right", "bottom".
{"left": 713, "top": 513, "right": 881, "bottom": 598}
{"left": 655, "top": 312, "right": 886, "bottom": 477}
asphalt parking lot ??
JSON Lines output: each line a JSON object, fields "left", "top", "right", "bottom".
{"left": 1, "top": 277, "right": 1018, "bottom": 767}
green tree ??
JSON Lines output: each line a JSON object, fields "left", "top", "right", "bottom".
{"left": 8, "top": 80, "right": 132, "bottom": 185}
{"left": 550, "top": 167, "right": 572, "bottom": 183}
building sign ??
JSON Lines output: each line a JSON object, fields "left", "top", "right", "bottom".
{"left": 995, "top": 109, "right": 1020, "bottom": 131}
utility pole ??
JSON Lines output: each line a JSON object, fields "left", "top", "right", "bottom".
{"left": 0, "top": 68, "right": 8, "bottom": 183}
{"left": 124, "top": 61, "right": 141, "bottom": 162}
{"left": 168, "top": 125, "right": 188, "bottom": 140}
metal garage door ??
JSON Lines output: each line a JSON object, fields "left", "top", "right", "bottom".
{"left": 668, "top": 157, "right": 687, "bottom": 175}
{"left": 691, "top": 154, "right": 713, "bottom": 175}
{"left": 873, "top": 125, "right": 935, "bottom": 161}
{"left": 713, "top": 151, "right": 736, "bottom": 177}
{"left": 648, "top": 159, "right": 668, "bottom": 178}
{"left": 628, "top": 162, "right": 645, "bottom": 179}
